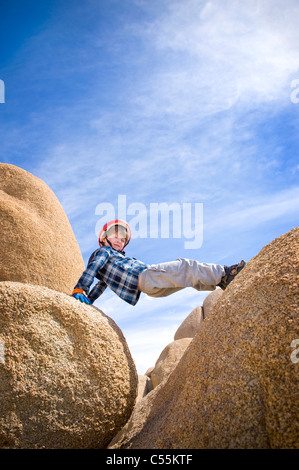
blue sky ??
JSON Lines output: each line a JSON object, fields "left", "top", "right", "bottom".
{"left": 1, "top": 0, "right": 298, "bottom": 374}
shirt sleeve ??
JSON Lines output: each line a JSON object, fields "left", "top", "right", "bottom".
{"left": 88, "top": 281, "right": 107, "bottom": 303}
{"left": 74, "top": 248, "right": 110, "bottom": 295}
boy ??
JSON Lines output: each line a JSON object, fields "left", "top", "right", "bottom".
{"left": 72, "top": 219, "right": 246, "bottom": 305}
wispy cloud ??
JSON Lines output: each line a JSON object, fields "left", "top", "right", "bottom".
{"left": 139, "top": 0, "right": 299, "bottom": 110}
{"left": 206, "top": 186, "right": 299, "bottom": 232}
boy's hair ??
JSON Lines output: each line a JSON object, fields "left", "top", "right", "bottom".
{"left": 106, "top": 225, "right": 126, "bottom": 238}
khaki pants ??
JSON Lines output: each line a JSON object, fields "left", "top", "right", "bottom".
{"left": 138, "top": 258, "right": 224, "bottom": 297}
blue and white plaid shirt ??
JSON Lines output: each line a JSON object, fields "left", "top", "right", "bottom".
{"left": 74, "top": 245, "right": 149, "bottom": 305}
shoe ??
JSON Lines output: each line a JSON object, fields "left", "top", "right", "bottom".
{"left": 217, "top": 260, "right": 246, "bottom": 290}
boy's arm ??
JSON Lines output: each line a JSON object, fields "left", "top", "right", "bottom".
{"left": 88, "top": 281, "right": 107, "bottom": 303}
{"left": 72, "top": 248, "right": 109, "bottom": 301}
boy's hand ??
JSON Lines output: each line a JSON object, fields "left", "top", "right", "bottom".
{"left": 72, "top": 289, "right": 91, "bottom": 305}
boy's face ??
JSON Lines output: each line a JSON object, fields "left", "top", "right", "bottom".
{"left": 102, "top": 227, "right": 127, "bottom": 251}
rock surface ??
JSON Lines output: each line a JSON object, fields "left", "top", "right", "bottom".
{"left": 151, "top": 338, "right": 192, "bottom": 388}
{"left": 0, "top": 163, "right": 85, "bottom": 294}
{"left": 137, "top": 375, "right": 152, "bottom": 402}
{"left": 109, "top": 228, "right": 299, "bottom": 449}
{"left": 174, "top": 306, "right": 204, "bottom": 340}
{"left": 202, "top": 288, "right": 223, "bottom": 318}
{"left": 0, "top": 281, "right": 138, "bottom": 449}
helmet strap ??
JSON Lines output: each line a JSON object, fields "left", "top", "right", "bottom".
{"left": 106, "top": 238, "right": 113, "bottom": 249}
{"left": 104, "top": 237, "right": 126, "bottom": 255}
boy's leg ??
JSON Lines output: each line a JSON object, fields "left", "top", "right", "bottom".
{"left": 138, "top": 258, "right": 225, "bottom": 297}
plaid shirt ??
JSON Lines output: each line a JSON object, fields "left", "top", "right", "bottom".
{"left": 74, "top": 245, "right": 148, "bottom": 305}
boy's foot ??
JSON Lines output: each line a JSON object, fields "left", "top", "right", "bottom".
{"left": 217, "top": 260, "right": 246, "bottom": 290}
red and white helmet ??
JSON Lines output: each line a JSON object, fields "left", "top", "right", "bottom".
{"left": 99, "top": 219, "right": 131, "bottom": 248}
